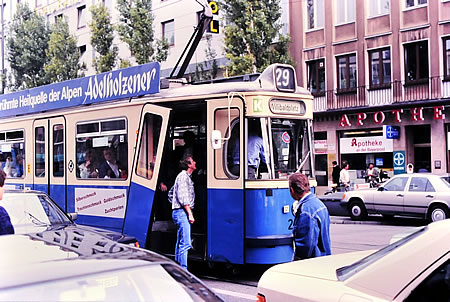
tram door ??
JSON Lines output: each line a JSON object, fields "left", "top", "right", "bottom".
{"left": 124, "top": 104, "right": 171, "bottom": 247}
{"left": 33, "top": 117, "right": 67, "bottom": 210}
{"left": 207, "top": 98, "right": 245, "bottom": 264}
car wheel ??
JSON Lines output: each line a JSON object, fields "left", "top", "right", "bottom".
{"left": 349, "top": 200, "right": 367, "bottom": 221}
{"left": 428, "top": 205, "right": 449, "bottom": 222}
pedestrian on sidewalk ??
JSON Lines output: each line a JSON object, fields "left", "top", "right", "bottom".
{"left": 289, "top": 172, "right": 331, "bottom": 260}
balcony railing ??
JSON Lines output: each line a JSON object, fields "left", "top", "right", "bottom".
{"left": 312, "top": 76, "right": 448, "bottom": 112}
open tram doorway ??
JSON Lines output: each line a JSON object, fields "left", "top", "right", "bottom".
{"left": 406, "top": 125, "right": 431, "bottom": 172}
{"left": 148, "top": 101, "right": 208, "bottom": 261}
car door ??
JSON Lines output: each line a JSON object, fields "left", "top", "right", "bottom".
{"left": 373, "top": 176, "right": 409, "bottom": 214}
{"left": 404, "top": 176, "right": 435, "bottom": 216}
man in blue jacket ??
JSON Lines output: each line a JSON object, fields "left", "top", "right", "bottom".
{"left": 0, "top": 170, "right": 14, "bottom": 235}
{"left": 289, "top": 172, "right": 331, "bottom": 260}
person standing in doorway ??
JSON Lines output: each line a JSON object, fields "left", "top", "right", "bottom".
{"left": 331, "top": 161, "right": 340, "bottom": 185}
{"left": 169, "top": 154, "right": 196, "bottom": 270}
{"left": 340, "top": 161, "right": 350, "bottom": 190}
{"left": 0, "top": 170, "right": 14, "bottom": 235}
{"left": 289, "top": 172, "right": 331, "bottom": 260}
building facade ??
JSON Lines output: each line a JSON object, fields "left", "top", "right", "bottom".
{"left": 0, "top": 0, "right": 226, "bottom": 91}
{"left": 289, "top": 0, "right": 450, "bottom": 186}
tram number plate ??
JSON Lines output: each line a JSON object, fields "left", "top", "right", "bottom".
{"left": 275, "top": 66, "right": 295, "bottom": 92}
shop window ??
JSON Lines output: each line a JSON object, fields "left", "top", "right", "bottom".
{"left": 0, "top": 130, "right": 25, "bottom": 178}
{"left": 369, "top": 48, "right": 391, "bottom": 89}
{"left": 443, "top": 37, "right": 450, "bottom": 81}
{"left": 162, "top": 20, "right": 175, "bottom": 46}
{"left": 306, "top": 0, "right": 324, "bottom": 30}
{"left": 53, "top": 124, "right": 64, "bottom": 177}
{"left": 405, "top": 0, "right": 427, "bottom": 8}
{"left": 404, "top": 41, "right": 429, "bottom": 85}
{"left": 337, "top": 54, "right": 357, "bottom": 92}
{"left": 136, "top": 113, "right": 162, "bottom": 180}
{"left": 307, "top": 59, "right": 325, "bottom": 96}
{"left": 35, "top": 127, "right": 45, "bottom": 178}
{"left": 76, "top": 118, "right": 128, "bottom": 180}
{"left": 336, "top": 0, "right": 355, "bottom": 24}
{"left": 367, "top": 0, "right": 390, "bottom": 17}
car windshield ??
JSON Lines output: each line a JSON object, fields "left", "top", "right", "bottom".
{"left": 0, "top": 262, "right": 222, "bottom": 302}
{"left": 336, "top": 226, "right": 426, "bottom": 281}
{"left": 0, "top": 193, "right": 72, "bottom": 233}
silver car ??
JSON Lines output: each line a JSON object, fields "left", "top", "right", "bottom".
{"left": 341, "top": 173, "right": 450, "bottom": 221}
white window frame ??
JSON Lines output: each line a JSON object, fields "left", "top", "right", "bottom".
{"left": 336, "top": 0, "right": 355, "bottom": 25}
{"left": 367, "top": 0, "right": 390, "bottom": 18}
{"left": 162, "top": 19, "right": 175, "bottom": 46}
{"left": 306, "top": 0, "right": 324, "bottom": 31}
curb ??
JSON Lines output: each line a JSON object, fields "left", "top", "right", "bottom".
{"left": 330, "top": 216, "right": 385, "bottom": 225}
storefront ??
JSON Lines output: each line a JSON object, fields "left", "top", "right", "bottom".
{"left": 314, "top": 104, "right": 448, "bottom": 186}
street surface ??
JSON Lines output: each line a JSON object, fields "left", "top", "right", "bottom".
{"left": 196, "top": 216, "right": 428, "bottom": 302}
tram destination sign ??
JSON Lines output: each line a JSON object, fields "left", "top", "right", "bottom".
{"left": 0, "top": 62, "right": 160, "bottom": 118}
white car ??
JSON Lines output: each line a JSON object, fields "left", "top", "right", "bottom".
{"left": 257, "top": 219, "right": 450, "bottom": 302}
{"left": 340, "top": 173, "right": 450, "bottom": 221}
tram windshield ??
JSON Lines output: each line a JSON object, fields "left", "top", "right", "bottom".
{"left": 270, "top": 118, "right": 313, "bottom": 179}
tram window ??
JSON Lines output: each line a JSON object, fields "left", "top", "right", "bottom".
{"left": 0, "top": 129, "right": 25, "bottom": 178}
{"left": 225, "top": 118, "right": 240, "bottom": 178}
{"left": 35, "top": 127, "right": 46, "bottom": 178}
{"left": 214, "top": 108, "right": 240, "bottom": 179}
{"left": 53, "top": 124, "right": 64, "bottom": 177}
{"left": 271, "top": 119, "right": 312, "bottom": 179}
{"left": 76, "top": 118, "right": 128, "bottom": 180}
{"left": 136, "top": 113, "right": 162, "bottom": 180}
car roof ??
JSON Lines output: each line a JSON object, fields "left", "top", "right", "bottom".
{"left": 345, "top": 219, "right": 450, "bottom": 300}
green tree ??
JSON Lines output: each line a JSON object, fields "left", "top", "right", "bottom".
{"left": 89, "top": 4, "right": 118, "bottom": 73}
{"left": 7, "top": 3, "right": 51, "bottom": 89}
{"left": 222, "top": 0, "right": 294, "bottom": 76}
{"left": 116, "top": 0, "right": 168, "bottom": 64}
{"left": 44, "top": 18, "right": 85, "bottom": 83}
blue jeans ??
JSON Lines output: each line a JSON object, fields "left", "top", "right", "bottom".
{"left": 172, "top": 209, "right": 192, "bottom": 269}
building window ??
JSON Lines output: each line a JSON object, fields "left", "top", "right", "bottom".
{"left": 443, "top": 37, "right": 450, "bottom": 81}
{"left": 307, "top": 59, "right": 325, "bottom": 96}
{"left": 336, "top": 0, "right": 355, "bottom": 24}
{"left": 55, "top": 14, "right": 63, "bottom": 23}
{"left": 369, "top": 48, "right": 391, "bottom": 89}
{"left": 77, "top": 5, "right": 86, "bottom": 29}
{"left": 406, "top": 0, "right": 427, "bottom": 8}
{"left": 368, "top": 0, "right": 390, "bottom": 17}
{"left": 337, "top": 54, "right": 357, "bottom": 92}
{"left": 404, "top": 41, "right": 429, "bottom": 84}
{"left": 306, "top": 0, "right": 324, "bottom": 30}
{"left": 162, "top": 20, "right": 175, "bottom": 46}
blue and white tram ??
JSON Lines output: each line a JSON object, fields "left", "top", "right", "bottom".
{"left": 0, "top": 62, "right": 315, "bottom": 265}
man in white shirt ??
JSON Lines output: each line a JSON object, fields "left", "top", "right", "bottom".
{"left": 339, "top": 162, "right": 350, "bottom": 190}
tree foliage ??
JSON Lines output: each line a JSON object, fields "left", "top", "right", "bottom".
{"left": 44, "top": 18, "right": 85, "bottom": 83}
{"left": 7, "top": 3, "right": 51, "bottom": 89}
{"left": 116, "top": 0, "right": 168, "bottom": 64}
{"left": 222, "top": 0, "right": 294, "bottom": 76}
{"left": 89, "top": 4, "right": 118, "bottom": 73}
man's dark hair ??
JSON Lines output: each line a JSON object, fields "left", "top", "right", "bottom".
{"left": 179, "top": 154, "right": 193, "bottom": 170}
{"left": 289, "top": 173, "right": 310, "bottom": 195}
{"left": 332, "top": 161, "right": 337, "bottom": 165}
{"left": 0, "top": 170, "right": 6, "bottom": 187}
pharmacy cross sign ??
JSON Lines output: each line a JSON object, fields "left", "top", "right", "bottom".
{"left": 394, "top": 152, "right": 405, "bottom": 166}
{"left": 386, "top": 125, "right": 400, "bottom": 139}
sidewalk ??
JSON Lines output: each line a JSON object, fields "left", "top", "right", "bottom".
{"left": 330, "top": 216, "right": 385, "bottom": 225}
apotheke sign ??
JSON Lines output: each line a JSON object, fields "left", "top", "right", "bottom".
{"left": 340, "top": 136, "right": 393, "bottom": 154}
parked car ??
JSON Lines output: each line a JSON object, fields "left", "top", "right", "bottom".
{"left": 340, "top": 173, "right": 450, "bottom": 221}
{"left": 256, "top": 219, "right": 450, "bottom": 302}
{"left": 0, "top": 230, "right": 224, "bottom": 301}
{"left": 0, "top": 190, "right": 138, "bottom": 245}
